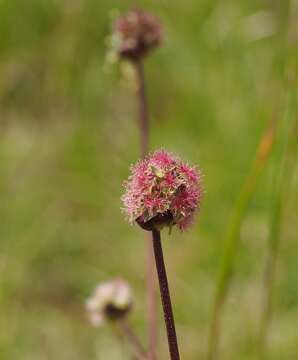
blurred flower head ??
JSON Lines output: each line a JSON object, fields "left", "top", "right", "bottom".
{"left": 122, "top": 150, "right": 202, "bottom": 231}
{"left": 86, "top": 279, "right": 132, "bottom": 326}
{"left": 109, "top": 8, "right": 163, "bottom": 61}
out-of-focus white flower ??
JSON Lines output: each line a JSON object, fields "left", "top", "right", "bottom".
{"left": 86, "top": 279, "right": 133, "bottom": 327}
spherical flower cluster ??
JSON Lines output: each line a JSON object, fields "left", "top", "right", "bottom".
{"left": 122, "top": 150, "right": 202, "bottom": 231}
{"left": 112, "top": 9, "right": 163, "bottom": 61}
{"left": 86, "top": 279, "right": 132, "bottom": 326}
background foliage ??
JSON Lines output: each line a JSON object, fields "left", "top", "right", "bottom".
{"left": 0, "top": 0, "right": 297, "bottom": 359}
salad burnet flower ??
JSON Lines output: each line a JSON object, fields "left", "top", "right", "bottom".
{"left": 111, "top": 9, "right": 163, "bottom": 61}
{"left": 122, "top": 149, "right": 202, "bottom": 231}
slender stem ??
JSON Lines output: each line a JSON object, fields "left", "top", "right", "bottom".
{"left": 258, "top": 2, "right": 298, "bottom": 356}
{"left": 152, "top": 229, "right": 180, "bottom": 360}
{"left": 135, "top": 60, "right": 150, "bottom": 157}
{"left": 207, "top": 123, "right": 275, "bottom": 360}
{"left": 258, "top": 89, "right": 296, "bottom": 358}
{"left": 146, "top": 233, "right": 158, "bottom": 360}
{"left": 135, "top": 59, "right": 157, "bottom": 360}
{"left": 119, "top": 319, "right": 147, "bottom": 360}
{"left": 258, "top": 248, "right": 278, "bottom": 359}
{"left": 208, "top": 296, "right": 224, "bottom": 360}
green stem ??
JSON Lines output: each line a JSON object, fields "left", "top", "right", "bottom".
{"left": 258, "top": 0, "right": 298, "bottom": 352}
{"left": 258, "top": 84, "right": 297, "bottom": 358}
{"left": 207, "top": 123, "right": 275, "bottom": 360}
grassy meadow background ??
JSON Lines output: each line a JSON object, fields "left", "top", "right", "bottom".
{"left": 0, "top": 0, "right": 297, "bottom": 359}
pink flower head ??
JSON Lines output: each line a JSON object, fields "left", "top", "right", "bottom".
{"left": 122, "top": 150, "right": 202, "bottom": 231}
{"left": 112, "top": 9, "right": 163, "bottom": 61}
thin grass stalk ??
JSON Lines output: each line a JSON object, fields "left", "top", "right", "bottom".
{"left": 258, "top": 0, "right": 298, "bottom": 354}
{"left": 134, "top": 60, "right": 157, "bottom": 360}
{"left": 207, "top": 122, "right": 275, "bottom": 360}
{"left": 152, "top": 229, "right": 180, "bottom": 360}
{"left": 258, "top": 79, "right": 297, "bottom": 359}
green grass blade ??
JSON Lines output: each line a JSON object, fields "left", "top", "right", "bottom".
{"left": 208, "top": 122, "right": 275, "bottom": 360}
{"left": 258, "top": 74, "right": 297, "bottom": 358}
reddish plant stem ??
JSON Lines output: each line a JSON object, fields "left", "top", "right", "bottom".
{"left": 119, "top": 319, "right": 147, "bottom": 360}
{"left": 135, "top": 60, "right": 149, "bottom": 158}
{"left": 152, "top": 229, "right": 180, "bottom": 360}
{"left": 135, "top": 60, "right": 157, "bottom": 360}
{"left": 146, "top": 233, "right": 158, "bottom": 360}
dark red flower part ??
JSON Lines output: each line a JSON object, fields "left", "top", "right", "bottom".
{"left": 114, "top": 9, "right": 163, "bottom": 61}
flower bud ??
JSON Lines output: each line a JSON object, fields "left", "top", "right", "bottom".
{"left": 112, "top": 9, "right": 163, "bottom": 61}
{"left": 86, "top": 279, "right": 132, "bottom": 326}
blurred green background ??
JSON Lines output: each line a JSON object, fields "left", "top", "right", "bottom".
{"left": 0, "top": 0, "right": 297, "bottom": 359}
